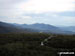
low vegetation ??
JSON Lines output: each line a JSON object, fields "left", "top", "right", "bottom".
{"left": 0, "top": 33, "right": 75, "bottom": 56}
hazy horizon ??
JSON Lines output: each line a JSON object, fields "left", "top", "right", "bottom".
{"left": 0, "top": 0, "right": 75, "bottom": 26}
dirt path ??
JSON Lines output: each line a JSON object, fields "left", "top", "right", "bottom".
{"left": 41, "top": 35, "right": 56, "bottom": 46}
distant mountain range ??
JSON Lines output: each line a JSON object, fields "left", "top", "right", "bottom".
{"left": 0, "top": 21, "right": 75, "bottom": 34}
{"left": 0, "top": 22, "right": 38, "bottom": 33}
{"left": 59, "top": 26, "right": 75, "bottom": 32}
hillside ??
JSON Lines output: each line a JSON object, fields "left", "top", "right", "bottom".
{"left": 0, "top": 22, "right": 38, "bottom": 33}
{"left": 59, "top": 26, "right": 75, "bottom": 32}
{"left": 19, "top": 23, "right": 75, "bottom": 34}
{"left": 0, "top": 33, "right": 75, "bottom": 56}
{"left": 0, "top": 21, "right": 75, "bottom": 34}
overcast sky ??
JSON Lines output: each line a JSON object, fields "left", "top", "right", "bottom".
{"left": 0, "top": 0, "right": 75, "bottom": 26}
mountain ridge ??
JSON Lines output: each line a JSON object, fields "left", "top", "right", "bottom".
{"left": 0, "top": 21, "right": 75, "bottom": 34}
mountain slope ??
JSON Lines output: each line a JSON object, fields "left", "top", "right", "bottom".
{"left": 59, "top": 26, "right": 75, "bottom": 32}
{"left": 0, "top": 22, "right": 38, "bottom": 33}
{"left": 0, "top": 21, "right": 75, "bottom": 34}
{"left": 21, "top": 23, "right": 75, "bottom": 34}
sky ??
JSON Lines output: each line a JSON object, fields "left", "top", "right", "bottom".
{"left": 0, "top": 0, "right": 75, "bottom": 26}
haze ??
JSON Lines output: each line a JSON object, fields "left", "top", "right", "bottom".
{"left": 0, "top": 0, "right": 75, "bottom": 26}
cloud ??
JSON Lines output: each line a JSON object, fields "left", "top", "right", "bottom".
{"left": 0, "top": 0, "right": 27, "bottom": 17}
{"left": 18, "top": 0, "right": 75, "bottom": 13}
{"left": 52, "top": 16, "right": 75, "bottom": 26}
{"left": 0, "top": 12, "right": 75, "bottom": 26}
{"left": 0, "top": 0, "right": 75, "bottom": 26}
{"left": 0, "top": 0, "right": 74, "bottom": 17}
{"left": 58, "top": 11, "right": 75, "bottom": 17}
{"left": 0, "top": 15, "right": 34, "bottom": 24}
